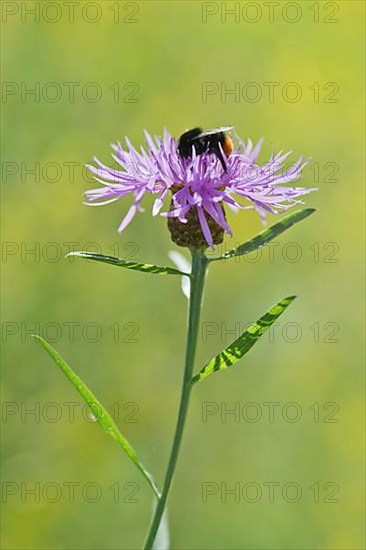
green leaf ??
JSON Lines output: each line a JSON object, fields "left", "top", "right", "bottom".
{"left": 34, "top": 335, "right": 160, "bottom": 498}
{"left": 210, "top": 208, "right": 316, "bottom": 262}
{"left": 192, "top": 296, "right": 296, "bottom": 383}
{"left": 67, "top": 252, "right": 189, "bottom": 276}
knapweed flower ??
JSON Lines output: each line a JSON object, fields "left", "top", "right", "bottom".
{"left": 85, "top": 129, "right": 315, "bottom": 249}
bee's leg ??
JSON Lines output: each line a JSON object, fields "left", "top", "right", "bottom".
{"left": 215, "top": 147, "right": 228, "bottom": 172}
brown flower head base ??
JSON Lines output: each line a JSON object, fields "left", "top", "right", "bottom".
{"left": 167, "top": 201, "right": 225, "bottom": 249}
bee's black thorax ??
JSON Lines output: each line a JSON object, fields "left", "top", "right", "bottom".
{"left": 177, "top": 128, "right": 204, "bottom": 158}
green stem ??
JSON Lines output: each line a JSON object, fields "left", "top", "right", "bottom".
{"left": 143, "top": 249, "right": 207, "bottom": 549}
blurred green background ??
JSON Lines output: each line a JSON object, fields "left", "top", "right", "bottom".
{"left": 2, "top": 1, "right": 365, "bottom": 549}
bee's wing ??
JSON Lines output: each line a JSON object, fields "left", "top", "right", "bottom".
{"left": 194, "top": 126, "right": 234, "bottom": 139}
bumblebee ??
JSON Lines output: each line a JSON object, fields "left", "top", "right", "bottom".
{"left": 177, "top": 126, "right": 234, "bottom": 172}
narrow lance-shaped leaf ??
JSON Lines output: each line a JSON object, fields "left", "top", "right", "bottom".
{"left": 34, "top": 335, "right": 160, "bottom": 498}
{"left": 192, "top": 296, "right": 296, "bottom": 383}
{"left": 210, "top": 208, "right": 316, "bottom": 262}
{"left": 67, "top": 251, "right": 189, "bottom": 276}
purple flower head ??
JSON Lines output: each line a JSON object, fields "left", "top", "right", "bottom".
{"left": 85, "top": 129, "right": 316, "bottom": 248}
